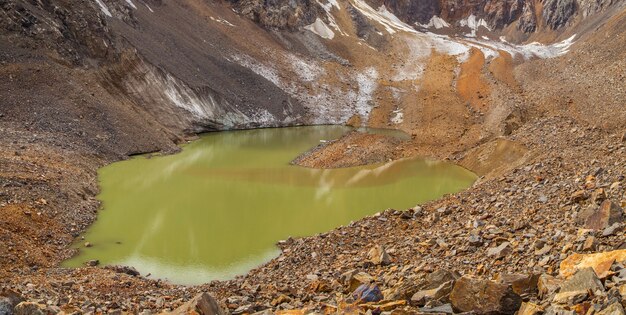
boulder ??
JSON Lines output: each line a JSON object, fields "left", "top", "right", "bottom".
{"left": 410, "top": 281, "right": 454, "bottom": 306}
{"left": 0, "top": 298, "right": 13, "bottom": 315}
{"left": 367, "top": 245, "right": 391, "bottom": 266}
{"left": 419, "top": 269, "right": 459, "bottom": 290}
{"left": 559, "top": 267, "right": 604, "bottom": 294}
{"left": 352, "top": 283, "right": 383, "bottom": 303}
{"left": 552, "top": 290, "right": 588, "bottom": 305}
{"left": 487, "top": 242, "right": 511, "bottom": 259}
{"left": 169, "top": 293, "right": 225, "bottom": 315}
{"left": 449, "top": 276, "right": 521, "bottom": 314}
{"left": 579, "top": 200, "right": 624, "bottom": 230}
{"left": 495, "top": 273, "right": 540, "bottom": 295}
{"left": 13, "top": 302, "right": 44, "bottom": 315}
{"left": 517, "top": 302, "right": 543, "bottom": 315}
{"left": 597, "top": 302, "right": 625, "bottom": 315}
{"left": 560, "top": 250, "right": 626, "bottom": 279}
{"left": 345, "top": 272, "right": 374, "bottom": 292}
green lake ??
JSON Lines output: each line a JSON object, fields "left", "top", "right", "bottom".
{"left": 64, "top": 126, "right": 476, "bottom": 284}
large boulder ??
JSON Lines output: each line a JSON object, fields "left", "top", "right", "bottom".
{"left": 579, "top": 200, "right": 624, "bottom": 230}
{"left": 560, "top": 250, "right": 626, "bottom": 279}
{"left": 559, "top": 267, "right": 604, "bottom": 294}
{"left": 169, "top": 293, "right": 225, "bottom": 315}
{"left": 449, "top": 276, "right": 522, "bottom": 314}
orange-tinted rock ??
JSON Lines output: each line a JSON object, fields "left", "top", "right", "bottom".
{"left": 560, "top": 250, "right": 626, "bottom": 279}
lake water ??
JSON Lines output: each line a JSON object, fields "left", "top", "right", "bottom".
{"left": 64, "top": 126, "right": 476, "bottom": 284}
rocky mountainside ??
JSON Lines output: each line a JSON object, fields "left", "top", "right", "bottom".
{"left": 1, "top": 0, "right": 625, "bottom": 314}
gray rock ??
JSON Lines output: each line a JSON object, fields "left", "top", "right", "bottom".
{"left": 560, "top": 267, "right": 604, "bottom": 294}
{"left": 597, "top": 302, "right": 625, "bottom": 315}
{"left": 419, "top": 303, "right": 454, "bottom": 314}
{"left": 0, "top": 298, "right": 13, "bottom": 315}
{"left": 487, "top": 242, "right": 511, "bottom": 259}
{"left": 579, "top": 200, "right": 624, "bottom": 230}
{"left": 411, "top": 281, "right": 454, "bottom": 306}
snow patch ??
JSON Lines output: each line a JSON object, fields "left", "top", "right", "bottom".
{"left": 316, "top": 0, "right": 347, "bottom": 36}
{"left": 355, "top": 67, "right": 378, "bottom": 120}
{"left": 305, "top": 18, "right": 335, "bottom": 39}
{"left": 94, "top": 0, "right": 112, "bottom": 17}
{"left": 210, "top": 16, "right": 236, "bottom": 27}
{"left": 286, "top": 55, "right": 324, "bottom": 82}
{"left": 230, "top": 54, "right": 282, "bottom": 86}
{"left": 391, "top": 109, "right": 403, "bottom": 124}
{"left": 349, "top": 0, "right": 417, "bottom": 34}
{"left": 458, "top": 14, "right": 491, "bottom": 37}
{"left": 418, "top": 16, "right": 450, "bottom": 29}
{"left": 125, "top": 0, "right": 137, "bottom": 9}
{"left": 465, "top": 34, "right": 577, "bottom": 59}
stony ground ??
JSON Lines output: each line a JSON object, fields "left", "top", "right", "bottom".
{"left": 1, "top": 1, "right": 626, "bottom": 315}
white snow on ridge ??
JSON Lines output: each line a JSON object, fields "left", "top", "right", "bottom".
{"left": 94, "top": 0, "right": 112, "bottom": 17}
{"left": 305, "top": 18, "right": 335, "bottom": 39}
{"left": 349, "top": 0, "right": 416, "bottom": 34}
{"left": 316, "top": 0, "right": 347, "bottom": 36}
{"left": 125, "top": 0, "right": 137, "bottom": 9}
{"left": 418, "top": 16, "right": 450, "bottom": 29}
{"left": 458, "top": 14, "right": 491, "bottom": 37}
{"left": 465, "top": 34, "right": 577, "bottom": 59}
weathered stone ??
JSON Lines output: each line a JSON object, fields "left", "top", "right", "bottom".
{"left": 552, "top": 290, "right": 588, "bottom": 305}
{"left": 517, "top": 302, "right": 543, "bottom": 315}
{"left": 418, "top": 303, "right": 454, "bottom": 314}
{"left": 597, "top": 302, "right": 625, "bottom": 315}
{"left": 602, "top": 223, "right": 623, "bottom": 237}
{"left": 560, "top": 250, "right": 626, "bottom": 279}
{"left": 367, "top": 245, "right": 391, "bottom": 266}
{"left": 580, "top": 200, "right": 624, "bottom": 230}
{"left": 14, "top": 302, "right": 44, "bottom": 315}
{"left": 559, "top": 267, "right": 604, "bottom": 294}
{"left": 410, "top": 281, "right": 454, "bottom": 306}
{"left": 468, "top": 234, "right": 484, "bottom": 246}
{"left": 583, "top": 236, "right": 597, "bottom": 251}
{"left": 419, "top": 269, "right": 459, "bottom": 290}
{"left": 346, "top": 272, "right": 374, "bottom": 292}
{"left": 85, "top": 259, "right": 99, "bottom": 267}
{"left": 571, "top": 190, "right": 589, "bottom": 203}
{"left": 449, "top": 276, "right": 522, "bottom": 314}
{"left": 487, "top": 242, "right": 511, "bottom": 259}
{"left": 495, "top": 273, "right": 540, "bottom": 295}
{"left": 352, "top": 283, "right": 383, "bottom": 303}
{"left": 0, "top": 298, "right": 13, "bottom": 315}
{"left": 543, "top": 305, "right": 575, "bottom": 315}
{"left": 270, "top": 294, "right": 291, "bottom": 307}
{"left": 170, "top": 293, "right": 225, "bottom": 315}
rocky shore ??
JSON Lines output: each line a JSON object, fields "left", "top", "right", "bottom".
{"left": 1, "top": 0, "right": 625, "bottom": 314}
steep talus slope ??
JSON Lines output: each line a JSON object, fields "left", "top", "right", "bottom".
{"left": 0, "top": 0, "right": 625, "bottom": 312}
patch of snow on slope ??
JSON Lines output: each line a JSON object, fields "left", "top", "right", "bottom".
{"left": 350, "top": 0, "right": 416, "bottom": 34}
{"left": 458, "top": 14, "right": 490, "bottom": 37}
{"left": 418, "top": 16, "right": 450, "bottom": 29}
{"left": 391, "top": 109, "right": 403, "bottom": 124}
{"left": 287, "top": 55, "right": 324, "bottom": 82}
{"left": 230, "top": 54, "right": 282, "bottom": 86}
{"left": 94, "top": 0, "right": 112, "bottom": 17}
{"left": 125, "top": 0, "right": 137, "bottom": 9}
{"left": 305, "top": 18, "right": 335, "bottom": 39}
{"left": 465, "top": 34, "right": 577, "bottom": 59}
{"left": 316, "top": 0, "right": 347, "bottom": 36}
{"left": 355, "top": 67, "right": 378, "bottom": 120}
